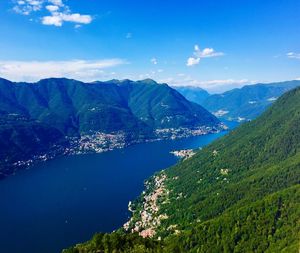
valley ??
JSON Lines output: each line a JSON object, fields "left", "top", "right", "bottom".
{"left": 65, "top": 86, "right": 300, "bottom": 253}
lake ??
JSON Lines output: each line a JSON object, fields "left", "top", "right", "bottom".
{"left": 0, "top": 123, "right": 237, "bottom": 253}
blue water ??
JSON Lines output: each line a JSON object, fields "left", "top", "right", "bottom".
{"left": 0, "top": 123, "right": 237, "bottom": 253}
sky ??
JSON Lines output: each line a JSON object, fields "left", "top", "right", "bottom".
{"left": 0, "top": 0, "right": 299, "bottom": 93}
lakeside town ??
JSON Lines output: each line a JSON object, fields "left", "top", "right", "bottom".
{"left": 155, "top": 123, "right": 227, "bottom": 140}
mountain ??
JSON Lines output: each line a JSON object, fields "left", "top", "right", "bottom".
{"left": 0, "top": 78, "right": 221, "bottom": 177}
{"left": 173, "top": 86, "right": 210, "bottom": 104}
{"left": 0, "top": 112, "right": 68, "bottom": 179}
{"left": 0, "top": 78, "right": 220, "bottom": 135}
{"left": 202, "top": 80, "right": 300, "bottom": 121}
{"left": 65, "top": 87, "right": 300, "bottom": 252}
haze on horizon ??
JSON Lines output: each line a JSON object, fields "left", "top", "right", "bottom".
{"left": 0, "top": 0, "right": 299, "bottom": 93}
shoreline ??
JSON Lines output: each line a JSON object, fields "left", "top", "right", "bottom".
{"left": 0, "top": 124, "right": 227, "bottom": 180}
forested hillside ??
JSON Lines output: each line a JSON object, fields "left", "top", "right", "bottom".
{"left": 0, "top": 78, "right": 221, "bottom": 177}
{"left": 0, "top": 111, "right": 68, "bottom": 179}
{"left": 0, "top": 78, "right": 219, "bottom": 135}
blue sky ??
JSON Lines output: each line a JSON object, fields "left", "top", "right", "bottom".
{"left": 0, "top": 0, "right": 299, "bottom": 92}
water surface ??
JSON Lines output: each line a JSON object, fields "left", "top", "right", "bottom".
{"left": 0, "top": 123, "right": 238, "bottom": 253}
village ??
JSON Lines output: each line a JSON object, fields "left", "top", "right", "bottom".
{"left": 170, "top": 149, "right": 196, "bottom": 159}
{"left": 123, "top": 172, "right": 169, "bottom": 238}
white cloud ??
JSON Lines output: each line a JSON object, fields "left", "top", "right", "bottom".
{"left": 151, "top": 58, "right": 158, "bottom": 65}
{"left": 13, "top": 0, "right": 44, "bottom": 15}
{"left": 12, "top": 0, "right": 93, "bottom": 26}
{"left": 194, "top": 45, "right": 224, "bottom": 58}
{"left": 45, "top": 5, "right": 59, "bottom": 12}
{"left": 42, "top": 14, "right": 62, "bottom": 26}
{"left": 186, "top": 45, "right": 224, "bottom": 66}
{"left": 48, "top": 0, "right": 63, "bottom": 7}
{"left": 287, "top": 52, "right": 300, "bottom": 59}
{"left": 42, "top": 12, "right": 92, "bottom": 26}
{"left": 0, "top": 59, "right": 127, "bottom": 82}
{"left": 192, "top": 79, "right": 251, "bottom": 89}
{"left": 186, "top": 57, "right": 200, "bottom": 66}
{"left": 163, "top": 76, "right": 253, "bottom": 93}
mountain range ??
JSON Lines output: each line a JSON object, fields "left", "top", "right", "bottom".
{"left": 175, "top": 80, "right": 300, "bottom": 122}
{"left": 65, "top": 84, "right": 300, "bottom": 252}
{"left": 0, "top": 78, "right": 221, "bottom": 178}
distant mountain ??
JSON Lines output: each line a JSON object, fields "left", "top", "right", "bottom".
{"left": 173, "top": 86, "right": 210, "bottom": 104}
{"left": 202, "top": 80, "right": 300, "bottom": 121}
{"left": 0, "top": 78, "right": 221, "bottom": 177}
{"left": 65, "top": 85, "right": 300, "bottom": 253}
